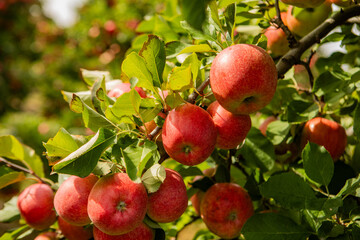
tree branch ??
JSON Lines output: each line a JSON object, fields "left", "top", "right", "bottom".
{"left": 276, "top": 5, "right": 360, "bottom": 78}
{"left": 187, "top": 77, "right": 211, "bottom": 104}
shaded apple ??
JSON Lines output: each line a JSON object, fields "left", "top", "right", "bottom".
{"left": 54, "top": 173, "right": 98, "bottom": 226}
{"left": 293, "top": 53, "right": 319, "bottom": 90}
{"left": 17, "top": 183, "right": 56, "bottom": 230}
{"left": 34, "top": 232, "right": 57, "bottom": 240}
{"left": 200, "top": 183, "right": 254, "bottom": 239}
{"left": 87, "top": 173, "right": 148, "bottom": 235}
{"left": 301, "top": 117, "right": 347, "bottom": 160}
{"left": 162, "top": 103, "right": 217, "bottom": 166}
{"left": 58, "top": 217, "right": 93, "bottom": 240}
{"left": 108, "top": 82, "right": 147, "bottom": 98}
{"left": 147, "top": 168, "right": 188, "bottom": 223}
{"left": 93, "top": 223, "right": 155, "bottom": 240}
{"left": 281, "top": 0, "right": 325, "bottom": 8}
{"left": 104, "top": 20, "right": 117, "bottom": 35}
{"left": 210, "top": 44, "right": 277, "bottom": 115}
{"left": 264, "top": 12, "right": 290, "bottom": 57}
{"left": 207, "top": 101, "right": 251, "bottom": 149}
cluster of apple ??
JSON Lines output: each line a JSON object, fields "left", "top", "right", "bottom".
{"left": 17, "top": 167, "right": 188, "bottom": 240}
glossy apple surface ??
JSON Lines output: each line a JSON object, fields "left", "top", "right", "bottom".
{"left": 162, "top": 103, "right": 217, "bottom": 166}
{"left": 301, "top": 117, "right": 347, "bottom": 160}
{"left": 147, "top": 168, "right": 188, "bottom": 223}
{"left": 17, "top": 183, "right": 56, "bottom": 230}
{"left": 108, "top": 82, "right": 147, "bottom": 98}
{"left": 93, "top": 223, "right": 155, "bottom": 240}
{"left": 210, "top": 44, "right": 277, "bottom": 115}
{"left": 200, "top": 183, "right": 254, "bottom": 239}
{"left": 54, "top": 173, "right": 98, "bottom": 226}
{"left": 281, "top": 0, "right": 325, "bottom": 8}
{"left": 58, "top": 217, "right": 93, "bottom": 240}
{"left": 87, "top": 173, "right": 148, "bottom": 235}
{"left": 207, "top": 101, "right": 251, "bottom": 149}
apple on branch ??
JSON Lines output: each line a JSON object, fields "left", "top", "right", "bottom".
{"left": 58, "top": 217, "right": 93, "bottom": 240}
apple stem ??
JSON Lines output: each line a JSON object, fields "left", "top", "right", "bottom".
{"left": 0, "top": 156, "right": 46, "bottom": 184}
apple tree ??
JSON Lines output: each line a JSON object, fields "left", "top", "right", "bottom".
{"left": 1, "top": 0, "right": 360, "bottom": 239}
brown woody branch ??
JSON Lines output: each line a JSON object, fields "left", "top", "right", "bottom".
{"left": 276, "top": 5, "right": 360, "bottom": 78}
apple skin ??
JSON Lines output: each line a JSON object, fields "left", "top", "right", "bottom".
{"left": 147, "top": 168, "right": 188, "bottom": 223}
{"left": 264, "top": 12, "right": 290, "bottom": 57}
{"left": 210, "top": 44, "right": 277, "bottom": 115}
{"left": 301, "top": 117, "right": 347, "bottom": 160}
{"left": 58, "top": 217, "right": 93, "bottom": 240}
{"left": 34, "top": 232, "right": 57, "bottom": 240}
{"left": 93, "top": 223, "right": 155, "bottom": 240}
{"left": 108, "top": 82, "right": 147, "bottom": 98}
{"left": 104, "top": 20, "right": 117, "bottom": 35}
{"left": 281, "top": 0, "right": 325, "bottom": 8}
{"left": 200, "top": 183, "right": 254, "bottom": 239}
{"left": 17, "top": 183, "right": 56, "bottom": 230}
{"left": 87, "top": 173, "right": 148, "bottom": 235}
{"left": 207, "top": 101, "right": 251, "bottom": 149}
{"left": 162, "top": 103, "right": 217, "bottom": 166}
{"left": 286, "top": 4, "right": 332, "bottom": 37}
{"left": 54, "top": 173, "right": 98, "bottom": 226}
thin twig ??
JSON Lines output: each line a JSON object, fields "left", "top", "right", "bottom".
{"left": 187, "top": 77, "right": 211, "bottom": 104}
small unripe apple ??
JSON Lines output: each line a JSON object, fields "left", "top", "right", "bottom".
{"left": 54, "top": 174, "right": 98, "bottom": 226}
{"left": 17, "top": 183, "right": 56, "bottom": 230}
{"left": 87, "top": 173, "right": 148, "bottom": 235}
{"left": 207, "top": 101, "right": 251, "bottom": 149}
{"left": 301, "top": 117, "right": 347, "bottom": 160}
{"left": 108, "top": 82, "right": 147, "bottom": 98}
{"left": 147, "top": 168, "right": 188, "bottom": 223}
{"left": 34, "top": 232, "right": 57, "bottom": 240}
{"left": 210, "top": 44, "right": 277, "bottom": 115}
{"left": 281, "top": 0, "right": 325, "bottom": 8}
{"left": 200, "top": 183, "right": 254, "bottom": 239}
{"left": 58, "top": 217, "right": 93, "bottom": 240}
{"left": 162, "top": 103, "right": 217, "bottom": 166}
{"left": 93, "top": 223, "right": 155, "bottom": 240}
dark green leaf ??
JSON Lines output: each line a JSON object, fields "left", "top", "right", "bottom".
{"left": 182, "top": 0, "right": 208, "bottom": 30}
{"left": 354, "top": 103, "right": 360, "bottom": 137}
{"left": 266, "top": 121, "right": 291, "bottom": 145}
{"left": 336, "top": 174, "right": 360, "bottom": 197}
{"left": 287, "top": 100, "right": 319, "bottom": 123}
{"left": 177, "top": 166, "right": 203, "bottom": 178}
{"left": 0, "top": 197, "right": 20, "bottom": 222}
{"left": 313, "top": 71, "right": 343, "bottom": 97}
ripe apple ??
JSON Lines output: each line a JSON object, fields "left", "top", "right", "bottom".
{"left": 147, "top": 168, "right": 188, "bottom": 223}
{"left": 286, "top": 4, "right": 332, "bottom": 37}
{"left": 17, "top": 183, "right": 56, "bottom": 230}
{"left": 93, "top": 223, "right": 155, "bottom": 240}
{"left": 162, "top": 103, "right": 217, "bottom": 166}
{"left": 301, "top": 117, "right": 347, "bottom": 160}
{"left": 87, "top": 173, "right": 148, "bottom": 235}
{"left": 264, "top": 12, "right": 290, "bottom": 57}
{"left": 34, "top": 232, "right": 57, "bottom": 240}
{"left": 54, "top": 174, "right": 98, "bottom": 226}
{"left": 210, "top": 44, "right": 277, "bottom": 115}
{"left": 281, "top": 0, "right": 325, "bottom": 8}
{"left": 58, "top": 217, "right": 93, "bottom": 240}
{"left": 207, "top": 101, "right": 251, "bottom": 149}
{"left": 104, "top": 20, "right": 117, "bottom": 35}
{"left": 200, "top": 183, "right": 254, "bottom": 239}
{"left": 190, "top": 167, "right": 216, "bottom": 215}
{"left": 294, "top": 53, "right": 319, "bottom": 90}
{"left": 108, "top": 82, "right": 147, "bottom": 98}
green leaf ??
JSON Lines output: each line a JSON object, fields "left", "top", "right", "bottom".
{"left": 287, "top": 100, "right": 319, "bottom": 123}
{"left": 313, "top": 71, "right": 343, "bottom": 97}
{"left": 182, "top": 0, "right": 209, "bottom": 30}
{"left": 209, "top": 0, "right": 222, "bottom": 29}
{"left": 182, "top": 53, "right": 201, "bottom": 84}
{"left": 91, "top": 78, "right": 106, "bottom": 115}
{"left": 165, "top": 92, "right": 184, "bottom": 109}
{"left": 141, "top": 164, "right": 166, "bottom": 193}
{"left": 266, "top": 121, "right": 291, "bottom": 145}
{"left": 178, "top": 44, "right": 216, "bottom": 55}
{"left": 0, "top": 167, "right": 26, "bottom": 189}
{"left": 177, "top": 166, "right": 203, "bottom": 178}
{"left": 107, "top": 89, "right": 141, "bottom": 124}
{"left": 302, "top": 142, "right": 334, "bottom": 186}
{"left": 218, "top": 0, "right": 241, "bottom": 8}
{"left": 165, "top": 41, "right": 190, "bottom": 58}
{"left": 0, "top": 135, "right": 44, "bottom": 178}
{"left": 154, "top": 15, "right": 178, "bottom": 43}
{"left": 139, "top": 35, "right": 166, "bottom": 88}
{"left": 354, "top": 103, "right": 360, "bottom": 137}
{"left": 242, "top": 213, "right": 312, "bottom": 240}
{"left": 239, "top": 128, "right": 275, "bottom": 172}
{"left": 180, "top": 21, "right": 217, "bottom": 42}
{"left": 0, "top": 197, "right": 20, "bottom": 222}
{"left": 43, "top": 128, "right": 80, "bottom": 165}
{"left": 80, "top": 69, "right": 112, "bottom": 86}
{"left": 336, "top": 174, "right": 360, "bottom": 197}
{"left": 310, "top": 197, "right": 343, "bottom": 220}
{"left": 168, "top": 65, "right": 193, "bottom": 91}
{"left": 0, "top": 225, "right": 30, "bottom": 240}
{"left": 53, "top": 128, "right": 116, "bottom": 178}
{"left": 122, "top": 52, "right": 154, "bottom": 91}
{"left": 259, "top": 172, "right": 316, "bottom": 210}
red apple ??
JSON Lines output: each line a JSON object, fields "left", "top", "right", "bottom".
{"left": 93, "top": 223, "right": 155, "bottom": 240}
{"left": 210, "top": 44, "right": 277, "bottom": 115}
{"left": 108, "top": 82, "right": 147, "bottom": 98}
{"left": 207, "top": 101, "right": 251, "bottom": 149}
{"left": 286, "top": 4, "right": 332, "bottom": 37}
{"left": 281, "top": 0, "right": 325, "bottom": 8}
{"left": 58, "top": 217, "right": 93, "bottom": 240}
{"left": 301, "top": 117, "right": 347, "bottom": 160}
{"left": 104, "top": 20, "right": 117, "bottom": 35}
{"left": 87, "top": 173, "right": 148, "bottom": 235}
{"left": 162, "top": 103, "right": 217, "bottom": 166}
{"left": 34, "top": 232, "right": 57, "bottom": 240}
{"left": 54, "top": 174, "right": 98, "bottom": 226}
{"left": 147, "top": 168, "right": 188, "bottom": 223}
{"left": 200, "top": 183, "right": 254, "bottom": 239}
{"left": 264, "top": 13, "right": 290, "bottom": 57}
{"left": 17, "top": 183, "right": 56, "bottom": 230}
